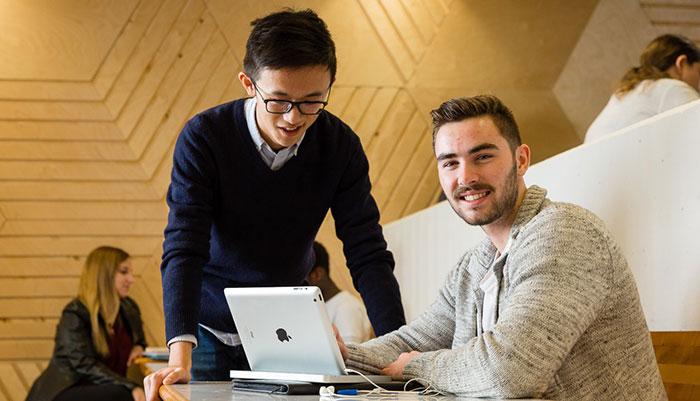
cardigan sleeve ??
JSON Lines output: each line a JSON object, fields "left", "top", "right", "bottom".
{"left": 345, "top": 257, "right": 464, "bottom": 373}
{"left": 330, "top": 133, "right": 405, "bottom": 335}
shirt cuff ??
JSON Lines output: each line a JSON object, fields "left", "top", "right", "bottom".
{"left": 167, "top": 334, "right": 198, "bottom": 349}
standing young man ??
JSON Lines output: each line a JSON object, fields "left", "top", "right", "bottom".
{"left": 144, "top": 9, "right": 404, "bottom": 399}
{"left": 338, "top": 95, "right": 666, "bottom": 400}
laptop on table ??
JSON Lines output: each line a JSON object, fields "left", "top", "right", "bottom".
{"left": 224, "top": 286, "right": 392, "bottom": 384}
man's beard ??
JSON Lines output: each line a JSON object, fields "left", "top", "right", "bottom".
{"left": 447, "top": 163, "right": 519, "bottom": 227}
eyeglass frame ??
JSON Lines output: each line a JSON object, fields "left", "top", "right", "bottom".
{"left": 249, "top": 78, "right": 332, "bottom": 115}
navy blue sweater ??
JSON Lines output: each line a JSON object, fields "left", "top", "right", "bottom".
{"left": 161, "top": 99, "right": 405, "bottom": 342}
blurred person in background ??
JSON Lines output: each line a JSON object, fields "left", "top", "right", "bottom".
{"left": 586, "top": 33, "right": 700, "bottom": 143}
{"left": 26, "top": 246, "right": 146, "bottom": 401}
{"left": 307, "top": 241, "right": 371, "bottom": 344}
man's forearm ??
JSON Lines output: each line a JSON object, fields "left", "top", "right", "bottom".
{"left": 168, "top": 341, "right": 193, "bottom": 370}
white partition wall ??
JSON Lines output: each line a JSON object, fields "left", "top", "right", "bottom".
{"left": 385, "top": 100, "right": 700, "bottom": 331}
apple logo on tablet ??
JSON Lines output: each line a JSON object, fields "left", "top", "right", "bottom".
{"left": 276, "top": 328, "right": 292, "bottom": 342}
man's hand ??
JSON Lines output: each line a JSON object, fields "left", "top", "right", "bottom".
{"left": 380, "top": 351, "right": 420, "bottom": 380}
{"left": 332, "top": 323, "right": 348, "bottom": 361}
{"left": 127, "top": 345, "right": 144, "bottom": 367}
{"left": 144, "top": 341, "right": 193, "bottom": 401}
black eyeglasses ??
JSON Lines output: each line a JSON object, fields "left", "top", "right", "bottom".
{"left": 251, "top": 79, "right": 331, "bottom": 115}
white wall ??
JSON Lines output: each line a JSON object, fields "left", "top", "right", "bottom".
{"left": 386, "top": 100, "right": 700, "bottom": 331}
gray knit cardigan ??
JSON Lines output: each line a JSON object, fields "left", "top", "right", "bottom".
{"left": 346, "top": 186, "right": 666, "bottom": 400}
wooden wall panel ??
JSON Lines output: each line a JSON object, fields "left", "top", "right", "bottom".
{"left": 1, "top": 1, "right": 696, "bottom": 400}
{"left": 359, "top": 0, "right": 415, "bottom": 80}
{"left": 652, "top": 332, "right": 700, "bottom": 401}
{"left": 93, "top": 0, "right": 167, "bottom": 96}
{"left": 104, "top": 0, "right": 189, "bottom": 117}
{"left": 0, "top": 363, "right": 29, "bottom": 401}
{"left": 117, "top": 1, "right": 208, "bottom": 138}
{"left": 0, "top": 121, "right": 124, "bottom": 141}
{"left": 136, "top": 29, "right": 228, "bottom": 175}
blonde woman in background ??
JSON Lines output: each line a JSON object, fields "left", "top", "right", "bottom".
{"left": 585, "top": 34, "right": 700, "bottom": 143}
{"left": 26, "top": 246, "right": 147, "bottom": 401}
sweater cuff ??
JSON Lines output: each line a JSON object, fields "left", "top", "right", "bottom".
{"left": 402, "top": 350, "right": 443, "bottom": 384}
{"left": 345, "top": 344, "right": 384, "bottom": 374}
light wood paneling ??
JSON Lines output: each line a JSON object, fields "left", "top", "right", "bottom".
{"left": 0, "top": 100, "right": 113, "bottom": 121}
{"left": 104, "top": 0, "right": 189, "bottom": 117}
{"left": 0, "top": 121, "right": 124, "bottom": 140}
{"left": 0, "top": 320, "right": 59, "bottom": 340}
{"left": 359, "top": 0, "right": 415, "bottom": 81}
{"left": 0, "top": 82, "right": 101, "bottom": 102}
{"left": 0, "top": 201, "right": 167, "bottom": 220}
{"left": 0, "top": 140, "right": 136, "bottom": 161}
{"left": 0, "top": 298, "right": 72, "bottom": 319}
{"left": 355, "top": 87, "right": 399, "bottom": 147}
{"left": 0, "top": 278, "right": 79, "bottom": 298}
{"left": 0, "top": 220, "right": 163, "bottom": 236}
{"left": 93, "top": 0, "right": 167, "bottom": 96}
{"left": 339, "top": 87, "right": 378, "bottom": 128}
{"left": 0, "top": 341, "right": 53, "bottom": 361}
{"left": 136, "top": 28, "right": 229, "bottom": 175}
{"left": 652, "top": 331, "right": 700, "bottom": 401}
{"left": 117, "top": 0, "right": 208, "bottom": 138}
{"left": 0, "top": 363, "right": 28, "bottom": 401}
{"left": 0, "top": 0, "right": 139, "bottom": 80}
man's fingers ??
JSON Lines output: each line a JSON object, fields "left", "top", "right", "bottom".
{"left": 144, "top": 367, "right": 184, "bottom": 401}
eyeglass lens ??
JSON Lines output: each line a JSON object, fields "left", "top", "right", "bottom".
{"left": 265, "top": 100, "right": 325, "bottom": 115}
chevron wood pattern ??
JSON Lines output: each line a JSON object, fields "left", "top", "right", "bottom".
{"left": 640, "top": 1, "right": 700, "bottom": 44}
{"left": 0, "top": 0, "right": 696, "bottom": 399}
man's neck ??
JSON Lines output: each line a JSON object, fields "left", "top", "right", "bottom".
{"left": 483, "top": 224, "right": 512, "bottom": 255}
{"left": 483, "top": 185, "right": 527, "bottom": 254}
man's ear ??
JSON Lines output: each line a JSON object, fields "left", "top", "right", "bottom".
{"left": 238, "top": 71, "right": 256, "bottom": 97}
{"left": 308, "top": 266, "right": 323, "bottom": 284}
{"left": 516, "top": 144, "right": 531, "bottom": 177}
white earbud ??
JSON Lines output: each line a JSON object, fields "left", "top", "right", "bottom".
{"left": 319, "top": 385, "right": 335, "bottom": 396}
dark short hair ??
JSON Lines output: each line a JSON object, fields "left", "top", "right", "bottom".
{"left": 430, "top": 95, "right": 522, "bottom": 153}
{"left": 312, "top": 241, "right": 329, "bottom": 273}
{"left": 244, "top": 8, "right": 337, "bottom": 83}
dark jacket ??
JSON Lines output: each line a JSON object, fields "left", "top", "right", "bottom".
{"left": 26, "top": 297, "right": 147, "bottom": 401}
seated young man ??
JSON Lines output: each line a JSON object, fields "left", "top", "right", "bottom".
{"left": 337, "top": 95, "right": 667, "bottom": 400}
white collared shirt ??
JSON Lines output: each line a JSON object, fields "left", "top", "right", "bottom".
{"left": 479, "top": 236, "right": 513, "bottom": 332}
{"left": 244, "top": 97, "right": 305, "bottom": 171}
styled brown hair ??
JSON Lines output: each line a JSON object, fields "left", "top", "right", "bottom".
{"left": 244, "top": 8, "right": 336, "bottom": 82}
{"left": 77, "top": 246, "right": 130, "bottom": 357}
{"left": 430, "top": 95, "right": 522, "bottom": 152}
{"left": 616, "top": 34, "right": 700, "bottom": 96}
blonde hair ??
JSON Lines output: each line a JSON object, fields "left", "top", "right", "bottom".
{"left": 616, "top": 34, "right": 700, "bottom": 97}
{"left": 77, "top": 246, "right": 130, "bottom": 357}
